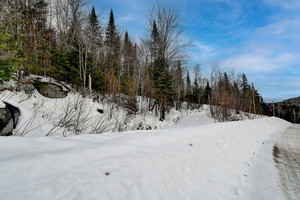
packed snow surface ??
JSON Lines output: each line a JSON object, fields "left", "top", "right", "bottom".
{"left": 0, "top": 112, "right": 290, "bottom": 200}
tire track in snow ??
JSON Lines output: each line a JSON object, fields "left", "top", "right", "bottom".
{"left": 273, "top": 125, "right": 300, "bottom": 200}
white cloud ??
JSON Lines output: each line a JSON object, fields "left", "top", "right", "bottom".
{"left": 188, "top": 41, "right": 218, "bottom": 65}
{"left": 256, "top": 18, "right": 300, "bottom": 40}
{"left": 116, "top": 15, "right": 136, "bottom": 23}
{"left": 263, "top": 0, "right": 300, "bottom": 10}
{"left": 223, "top": 54, "right": 273, "bottom": 72}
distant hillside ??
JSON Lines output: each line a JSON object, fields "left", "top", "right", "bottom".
{"left": 283, "top": 96, "right": 300, "bottom": 103}
{"left": 263, "top": 96, "right": 300, "bottom": 124}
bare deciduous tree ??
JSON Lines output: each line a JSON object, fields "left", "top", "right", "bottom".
{"left": 145, "top": 5, "right": 191, "bottom": 67}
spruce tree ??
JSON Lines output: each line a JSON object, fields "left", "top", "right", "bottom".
{"left": 241, "top": 73, "right": 250, "bottom": 111}
{"left": 203, "top": 81, "right": 211, "bottom": 104}
{"left": 151, "top": 57, "right": 174, "bottom": 120}
{"left": 241, "top": 73, "right": 249, "bottom": 98}
{"left": 123, "top": 31, "right": 133, "bottom": 77}
{"left": 150, "top": 20, "right": 159, "bottom": 61}
{"left": 185, "top": 71, "right": 192, "bottom": 103}
{"left": 105, "top": 9, "right": 117, "bottom": 55}
{"left": 174, "top": 61, "right": 184, "bottom": 109}
{"left": 0, "top": 30, "right": 22, "bottom": 83}
{"left": 88, "top": 6, "right": 101, "bottom": 77}
{"left": 192, "top": 78, "right": 200, "bottom": 104}
{"left": 89, "top": 6, "right": 100, "bottom": 34}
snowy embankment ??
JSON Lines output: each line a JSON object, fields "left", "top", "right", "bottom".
{"left": 0, "top": 89, "right": 192, "bottom": 136}
{"left": 0, "top": 112, "right": 290, "bottom": 200}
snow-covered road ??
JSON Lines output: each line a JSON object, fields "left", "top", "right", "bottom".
{"left": 0, "top": 112, "right": 291, "bottom": 200}
{"left": 274, "top": 124, "right": 300, "bottom": 200}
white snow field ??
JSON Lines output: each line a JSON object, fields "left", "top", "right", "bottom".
{"left": 0, "top": 111, "right": 291, "bottom": 200}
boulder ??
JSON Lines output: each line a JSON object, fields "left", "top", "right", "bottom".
{"left": 0, "top": 103, "right": 20, "bottom": 136}
{"left": 34, "top": 82, "right": 68, "bottom": 98}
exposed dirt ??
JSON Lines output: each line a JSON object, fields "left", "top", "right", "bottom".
{"left": 273, "top": 125, "right": 300, "bottom": 200}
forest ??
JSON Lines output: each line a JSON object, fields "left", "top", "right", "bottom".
{"left": 0, "top": 0, "right": 265, "bottom": 121}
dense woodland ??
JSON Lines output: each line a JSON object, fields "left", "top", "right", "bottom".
{"left": 0, "top": 0, "right": 265, "bottom": 121}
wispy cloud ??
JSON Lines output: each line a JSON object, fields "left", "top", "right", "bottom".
{"left": 256, "top": 18, "right": 300, "bottom": 41}
{"left": 116, "top": 15, "right": 136, "bottom": 24}
{"left": 263, "top": 0, "right": 300, "bottom": 10}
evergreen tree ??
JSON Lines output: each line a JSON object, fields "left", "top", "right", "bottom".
{"left": 88, "top": 6, "right": 102, "bottom": 79}
{"left": 0, "top": 30, "right": 23, "bottom": 83}
{"left": 50, "top": 50, "right": 81, "bottom": 85}
{"left": 89, "top": 6, "right": 101, "bottom": 34}
{"left": 151, "top": 57, "right": 174, "bottom": 120}
{"left": 105, "top": 9, "right": 117, "bottom": 55}
{"left": 223, "top": 72, "right": 230, "bottom": 91}
{"left": 241, "top": 73, "right": 249, "bottom": 98}
{"left": 173, "top": 61, "right": 184, "bottom": 109}
{"left": 122, "top": 31, "right": 133, "bottom": 77}
{"left": 203, "top": 81, "right": 211, "bottom": 104}
{"left": 92, "top": 70, "right": 105, "bottom": 93}
{"left": 241, "top": 73, "right": 251, "bottom": 111}
{"left": 192, "top": 78, "right": 200, "bottom": 104}
{"left": 150, "top": 20, "right": 159, "bottom": 61}
{"left": 185, "top": 71, "right": 192, "bottom": 103}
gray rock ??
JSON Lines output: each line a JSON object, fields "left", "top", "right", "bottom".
{"left": 23, "top": 84, "right": 35, "bottom": 94}
{"left": 0, "top": 103, "right": 20, "bottom": 136}
{"left": 35, "top": 82, "right": 68, "bottom": 98}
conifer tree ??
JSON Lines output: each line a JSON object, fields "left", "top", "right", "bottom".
{"left": 150, "top": 20, "right": 159, "bottom": 61}
{"left": 173, "top": 61, "right": 184, "bottom": 109}
{"left": 89, "top": 6, "right": 100, "bottom": 34}
{"left": 123, "top": 31, "right": 134, "bottom": 77}
{"left": 185, "top": 71, "right": 192, "bottom": 103}
{"left": 241, "top": 73, "right": 250, "bottom": 111}
{"left": 105, "top": 9, "right": 117, "bottom": 55}
{"left": 151, "top": 57, "right": 174, "bottom": 120}
{"left": 203, "top": 81, "right": 211, "bottom": 104}
{"left": 88, "top": 6, "right": 102, "bottom": 80}
{"left": 0, "top": 30, "right": 22, "bottom": 83}
{"left": 192, "top": 78, "right": 200, "bottom": 104}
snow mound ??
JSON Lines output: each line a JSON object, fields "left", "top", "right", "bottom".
{"left": 0, "top": 113, "right": 290, "bottom": 200}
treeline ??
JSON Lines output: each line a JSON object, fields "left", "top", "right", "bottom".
{"left": 0, "top": 0, "right": 265, "bottom": 120}
{"left": 262, "top": 102, "right": 300, "bottom": 124}
{"left": 206, "top": 67, "right": 264, "bottom": 121}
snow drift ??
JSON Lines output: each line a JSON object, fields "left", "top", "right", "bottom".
{"left": 0, "top": 111, "right": 290, "bottom": 200}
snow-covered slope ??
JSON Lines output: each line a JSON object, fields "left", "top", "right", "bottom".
{"left": 0, "top": 112, "right": 290, "bottom": 200}
{"left": 0, "top": 89, "right": 195, "bottom": 136}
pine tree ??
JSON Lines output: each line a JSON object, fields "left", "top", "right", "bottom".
{"left": 0, "top": 30, "right": 23, "bottom": 83}
{"left": 192, "top": 78, "right": 200, "bottom": 104}
{"left": 241, "top": 73, "right": 250, "bottom": 111}
{"left": 241, "top": 73, "right": 249, "bottom": 98}
{"left": 105, "top": 9, "right": 117, "bottom": 55}
{"left": 173, "top": 61, "right": 184, "bottom": 109}
{"left": 123, "top": 31, "right": 133, "bottom": 77}
{"left": 185, "top": 71, "right": 192, "bottom": 103}
{"left": 88, "top": 6, "right": 102, "bottom": 80}
{"left": 89, "top": 6, "right": 100, "bottom": 34}
{"left": 150, "top": 20, "right": 159, "bottom": 61}
{"left": 151, "top": 57, "right": 174, "bottom": 120}
{"left": 203, "top": 81, "right": 211, "bottom": 104}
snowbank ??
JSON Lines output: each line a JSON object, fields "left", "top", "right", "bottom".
{"left": 0, "top": 112, "right": 290, "bottom": 200}
{"left": 0, "top": 89, "right": 195, "bottom": 136}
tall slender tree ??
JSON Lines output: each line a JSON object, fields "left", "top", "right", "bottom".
{"left": 105, "top": 9, "right": 117, "bottom": 55}
{"left": 185, "top": 70, "right": 192, "bottom": 103}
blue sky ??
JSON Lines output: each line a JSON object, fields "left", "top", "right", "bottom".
{"left": 91, "top": 0, "right": 300, "bottom": 101}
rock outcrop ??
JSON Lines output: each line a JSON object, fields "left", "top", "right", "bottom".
{"left": 34, "top": 82, "right": 68, "bottom": 98}
{"left": 0, "top": 103, "right": 20, "bottom": 136}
